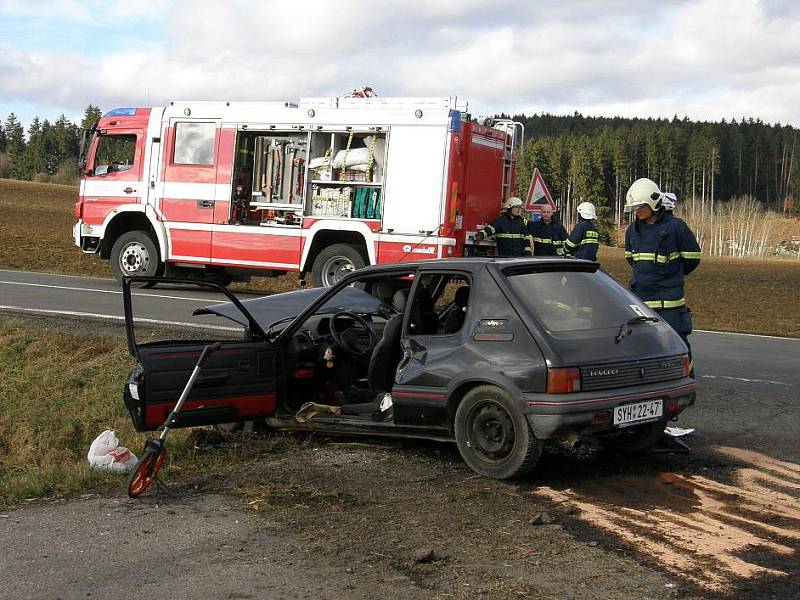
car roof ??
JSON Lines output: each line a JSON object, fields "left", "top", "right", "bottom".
{"left": 354, "top": 257, "right": 599, "bottom": 276}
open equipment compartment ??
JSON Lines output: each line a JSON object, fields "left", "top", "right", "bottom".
{"left": 230, "top": 130, "right": 308, "bottom": 227}
{"left": 306, "top": 130, "right": 386, "bottom": 220}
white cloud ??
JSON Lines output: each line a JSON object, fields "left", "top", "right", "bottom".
{"left": 2, "top": 0, "right": 800, "bottom": 126}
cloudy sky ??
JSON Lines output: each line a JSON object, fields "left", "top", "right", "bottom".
{"left": 2, "top": 0, "right": 800, "bottom": 129}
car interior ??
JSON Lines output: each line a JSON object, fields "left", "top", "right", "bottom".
{"left": 280, "top": 272, "right": 472, "bottom": 419}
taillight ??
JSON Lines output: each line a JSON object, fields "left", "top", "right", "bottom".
{"left": 547, "top": 367, "right": 581, "bottom": 393}
{"left": 681, "top": 355, "right": 690, "bottom": 378}
{"left": 73, "top": 200, "right": 83, "bottom": 219}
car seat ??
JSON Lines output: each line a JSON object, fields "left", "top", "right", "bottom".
{"left": 336, "top": 288, "right": 407, "bottom": 413}
{"left": 366, "top": 289, "right": 408, "bottom": 393}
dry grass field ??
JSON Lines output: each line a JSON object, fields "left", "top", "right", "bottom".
{"left": 0, "top": 179, "right": 109, "bottom": 277}
{"left": 1, "top": 178, "right": 798, "bottom": 336}
{"left": 599, "top": 247, "right": 800, "bottom": 338}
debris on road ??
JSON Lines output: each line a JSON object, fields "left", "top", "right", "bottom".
{"left": 665, "top": 426, "right": 695, "bottom": 437}
{"left": 87, "top": 430, "right": 137, "bottom": 473}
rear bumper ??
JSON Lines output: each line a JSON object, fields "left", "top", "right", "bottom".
{"left": 522, "top": 378, "right": 696, "bottom": 439}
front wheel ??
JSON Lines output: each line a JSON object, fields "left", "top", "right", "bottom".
{"left": 454, "top": 385, "right": 543, "bottom": 480}
{"left": 110, "top": 230, "right": 162, "bottom": 285}
{"left": 311, "top": 244, "right": 366, "bottom": 287}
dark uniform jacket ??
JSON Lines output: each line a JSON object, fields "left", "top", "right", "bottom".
{"left": 564, "top": 218, "right": 599, "bottom": 261}
{"left": 528, "top": 218, "right": 568, "bottom": 256}
{"left": 481, "top": 214, "right": 532, "bottom": 257}
{"left": 624, "top": 212, "right": 701, "bottom": 309}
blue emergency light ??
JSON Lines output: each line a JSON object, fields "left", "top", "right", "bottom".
{"left": 448, "top": 110, "right": 462, "bottom": 133}
{"left": 104, "top": 108, "right": 137, "bottom": 116}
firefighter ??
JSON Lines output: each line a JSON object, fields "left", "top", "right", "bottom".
{"left": 564, "top": 202, "right": 599, "bottom": 261}
{"left": 528, "top": 204, "right": 568, "bottom": 256}
{"left": 474, "top": 197, "right": 532, "bottom": 257}
{"left": 624, "top": 178, "right": 701, "bottom": 373}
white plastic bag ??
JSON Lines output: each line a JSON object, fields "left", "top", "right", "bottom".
{"left": 87, "top": 430, "right": 138, "bottom": 473}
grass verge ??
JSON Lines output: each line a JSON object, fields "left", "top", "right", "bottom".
{"left": 0, "top": 319, "right": 300, "bottom": 507}
{"left": 0, "top": 321, "right": 136, "bottom": 505}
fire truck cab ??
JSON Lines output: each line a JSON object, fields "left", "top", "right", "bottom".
{"left": 74, "top": 96, "right": 523, "bottom": 286}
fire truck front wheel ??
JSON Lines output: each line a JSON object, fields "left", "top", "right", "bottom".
{"left": 110, "top": 231, "right": 162, "bottom": 284}
{"left": 311, "top": 244, "right": 366, "bottom": 287}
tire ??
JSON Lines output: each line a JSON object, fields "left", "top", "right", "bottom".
{"left": 311, "top": 244, "right": 366, "bottom": 287}
{"left": 454, "top": 385, "right": 543, "bottom": 480}
{"left": 110, "top": 231, "right": 162, "bottom": 286}
{"left": 602, "top": 419, "right": 667, "bottom": 452}
{"left": 127, "top": 446, "right": 166, "bottom": 498}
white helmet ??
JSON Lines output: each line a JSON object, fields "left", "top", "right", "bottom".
{"left": 625, "top": 178, "right": 663, "bottom": 212}
{"left": 577, "top": 201, "right": 597, "bottom": 220}
{"left": 504, "top": 196, "right": 523, "bottom": 210}
{"left": 663, "top": 192, "right": 677, "bottom": 211}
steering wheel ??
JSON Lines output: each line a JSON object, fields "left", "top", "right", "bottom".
{"left": 329, "top": 311, "right": 376, "bottom": 356}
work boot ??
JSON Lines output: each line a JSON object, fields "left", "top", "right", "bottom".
{"left": 295, "top": 402, "right": 342, "bottom": 423}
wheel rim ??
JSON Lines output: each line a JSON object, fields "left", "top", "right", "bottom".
{"left": 321, "top": 255, "right": 355, "bottom": 286}
{"left": 119, "top": 241, "right": 151, "bottom": 276}
{"left": 467, "top": 401, "right": 516, "bottom": 463}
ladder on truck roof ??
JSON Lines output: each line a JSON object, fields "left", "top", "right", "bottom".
{"left": 493, "top": 120, "right": 525, "bottom": 202}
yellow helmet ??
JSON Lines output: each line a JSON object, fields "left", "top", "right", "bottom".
{"left": 625, "top": 178, "right": 663, "bottom": 212}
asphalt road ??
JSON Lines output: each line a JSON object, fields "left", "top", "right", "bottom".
{"left": 1, "top": 267, "right": 798, "bottom": 397}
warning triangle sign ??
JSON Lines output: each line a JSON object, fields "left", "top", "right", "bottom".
{"left": 525, "top": 168, "right": 555, "bottom": 212}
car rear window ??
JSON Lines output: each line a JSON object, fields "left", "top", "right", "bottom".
{"left": 503, "top": 268, "right": 646, "bottom": 332}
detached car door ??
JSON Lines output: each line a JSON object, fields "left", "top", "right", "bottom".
{"left": 122, "top": 278, "right": 278, "bottom": 431}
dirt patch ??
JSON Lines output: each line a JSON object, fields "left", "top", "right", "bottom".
{"left": 533, "top": 443, "right": 800, "bottom": 596}
{"left": 169, "top": 435, "right": 701, "bottom": 600}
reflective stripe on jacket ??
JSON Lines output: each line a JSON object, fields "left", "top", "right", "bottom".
{"left": 624, "top": 212, "right": 701, "bottom": 307}
{"left": 564, "top": 219, "right": 599, "bottom": 261}
{"left": 482, "top": 214, "right": 532, "bottom": 257}
{"left": 528, "top": 219, "right": 568, "bottom": 256}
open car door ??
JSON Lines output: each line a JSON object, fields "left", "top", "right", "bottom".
{"left": 122, "top": 277, "right": 278, "bottom": 431}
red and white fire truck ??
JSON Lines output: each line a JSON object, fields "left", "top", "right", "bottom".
{"left": 73, "top": 95, "right": 523, "bottom": 286}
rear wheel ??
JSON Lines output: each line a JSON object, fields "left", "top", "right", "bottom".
{"left": 110, "top": 230, "right": 162, "bottom": 286}
{"left": 602, "top": 419, "right": 667, "bottom": 452}
{"left": 311, "top": 244, "right": 366, "bottom": 287}
{"left": 454, "top": 385, "right": 543, "bottom": 480}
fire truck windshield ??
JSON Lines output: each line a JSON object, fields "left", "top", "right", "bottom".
{"left": 91, "top": 134, "right": 136, "bottom": 176}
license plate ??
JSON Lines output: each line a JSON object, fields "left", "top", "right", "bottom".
{"left": 613, "top": 399, "right": 663, "bottom": 427}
